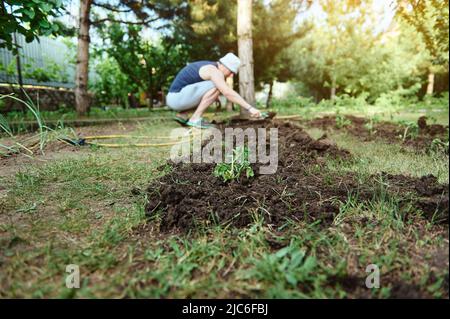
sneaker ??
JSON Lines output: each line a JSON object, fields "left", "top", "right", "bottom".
{"left": 186, "top": 117, "right": 215, "bottom": 129}
{"left": 173, "top": 115, "right": 188, "bottom": 126}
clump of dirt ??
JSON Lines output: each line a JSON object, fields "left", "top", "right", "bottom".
{"left": 145, "top": 120, "right": 449, "bottom": 232}
{"left": 302, "top": 115, "right": 449, "bottom": 152}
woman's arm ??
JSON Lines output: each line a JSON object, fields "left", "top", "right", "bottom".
{"left": 200, "top": 65, "right": 261, "bottom": 117}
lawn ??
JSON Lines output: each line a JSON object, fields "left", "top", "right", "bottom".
{"left": 0, "top": 100, "right": 448, "bottom": 298}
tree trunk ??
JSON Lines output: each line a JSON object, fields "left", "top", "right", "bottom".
{"left": 330, "top": 86, "right": 336, "bottom": 100}
{"left": 148, "top": 91, "right": 154, "bottom": 109}
{"left": 330, "top": 78, "right": 336, "bottom": 100}
{"left": 128, "top": 93, "right": 138, "bottom": 108}
{"left": 75, "top": 0, "right": 92, "bottom": 115}
{"left": 426, "top": 71, "right": 435, "bottom": 95}
{"left": 237, "top": 0, "right": 255, "bottom": 116}
{"left": 266, "top": 80, "right": 274, "bottom": 108}
{"left": 13, "top": 33, "right": 26, "bottom": 113}
{"left": 225, "top": 76, "right": 234, "bottom": 111}
{"left": 161, "top": 89, "right": 166, "bottom": 106}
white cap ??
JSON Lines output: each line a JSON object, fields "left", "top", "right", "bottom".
{"left": 219, "top": 53, "right": 241, "bottom": 74}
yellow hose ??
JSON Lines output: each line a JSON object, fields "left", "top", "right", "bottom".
{"left": 83, "top": 130, "right": 202, "bottom": 140}
{"left": 80, "top": 130, "right": 202, "bottom": 148}
{"left": 88, "top": 141, "right": 186, "bottom": 148}
{"left": 83, "top": 134, "right": 179, "bottom": 140}
{"left": 67, "top": 114, "right": 296, "bottom": 148}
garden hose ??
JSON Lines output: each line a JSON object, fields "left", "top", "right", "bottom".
{"left": 82, "top": 134, "right": 178, "bottom": 140}
{"left": 61, "top": 130, "right": 203, "bottom": 148}
{"left": 59, "top": 114, "right": 298, "bottom": 148}
{"left": 83, "top": 141, "right": 189, "bottom": 148}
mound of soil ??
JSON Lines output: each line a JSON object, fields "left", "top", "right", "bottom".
{"left": 302, "top": 115, "right": 449, "bottom": 152}
{"left": 145, "top": 120, "right": 449, "bottom": 232}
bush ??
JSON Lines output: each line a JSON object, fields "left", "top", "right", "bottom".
{"left": 90, "top": 57, "right": 134, "bottom": 107}
{"left": 422, "top": 92, "right": 450, "bottom": 109}
{"left": 374, "top": 86, "right": 421, "bottom": 109}
{"left": 270, "top": 95, "right": 315, "bottom": 110}
{"left": 337, "top": 93, "right": 369, "bottom": 109}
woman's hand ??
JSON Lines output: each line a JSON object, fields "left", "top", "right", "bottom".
{"left": 248, "top": 106, "right": 262, "bottom": 118}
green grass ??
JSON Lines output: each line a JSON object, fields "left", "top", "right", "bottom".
{"left": 305, "top": 128, "right": 449, "bottom": 184}
{"left": 5, "top": 106, "right": 170, "bottom": 123}
{"left": 0, "top": 99, "right": 448, "bottom": 298}
{"left": 268, "top": 93, "right": 449, "bottom": 125}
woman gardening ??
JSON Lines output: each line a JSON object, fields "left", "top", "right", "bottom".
{"left": 167, "top": 53, "right": 264, "bottom": 129}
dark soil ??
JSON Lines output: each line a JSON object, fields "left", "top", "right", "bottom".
{"left": 145, "top": 119, "right": 449, "bottom": 231}
{"left": 143, "top": 118, "right": 449, "bottom": 298}
{"left": 302, "top": 115, "right": 449, "bottom": 152}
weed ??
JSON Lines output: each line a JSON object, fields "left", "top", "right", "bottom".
{"left": 430, "top": 138, "right": 449, "bottom": 154}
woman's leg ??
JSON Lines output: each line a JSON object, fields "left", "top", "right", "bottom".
{"left": 189, "top": 88, "right": 220, "bottom": 122}
{"left": 175, "top": 110, "right": 191, "bottom": 121}
{"left": 167, "top": 81, "right": 217, "bottom": 121}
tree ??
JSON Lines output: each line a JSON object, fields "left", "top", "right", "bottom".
{"left": 237, "top": 0, "right": 255, "bottom": 115}
{"left": 75, "top": 0, "right": 92, "bottom": 115}
{"left": 253, "top": 0, "right": 310, "bottom": 106}
{"left": 171, "top": 0, "right": 236, "bottom": 61}
{"left": 290, "top": 0, "right": 427, "bottom": 101}
{"left": 0, "top": 0, "right": 63, "bottom": 53}
{"left": 99, "top": 23, "right": 188, "bottom": 108}
{"left": 74, "top": 0, "right": 182, "bottom": 115}
{"left": 397, "top": 0, "right": 449, "bottom": 95}
{"left": 90, "top": 56, "right": 132, "bottom": 107}
{"left": 173, "top": 0, "right": 309, "bottom": 108}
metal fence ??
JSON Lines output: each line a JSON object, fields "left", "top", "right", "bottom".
{"left": 0, "top": 33, "right": 76, "bottom": 89}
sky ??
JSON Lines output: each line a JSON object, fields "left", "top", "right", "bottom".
{"left": 61, "top": 0, "right": 398, "bottom": 44}
{"left": 297, "top": 0, "right": 397, "bottom": 34}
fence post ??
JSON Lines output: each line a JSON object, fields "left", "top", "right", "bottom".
{"left": 13, "top": 33, "right": 27, "bottom": 113}
{"left": 13, "top": 33, "right": 23, "bottom": 88}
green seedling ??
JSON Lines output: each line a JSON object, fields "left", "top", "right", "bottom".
{"left": 398, "top": 120, "right": 419, "bottom": 141}
{"left": 364, "top": 120, "right": 375, "bottom": 136}
{"left": 335, "top": 112, "right": 351, "bottom": 129}
{"left": 213, "top": 146, "right": 254, "bottom": 182}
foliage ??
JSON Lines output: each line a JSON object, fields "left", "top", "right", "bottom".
{"left": 430, "top": 138, "right": 449, "bottom": 154}
{"left": 289, "top": 0, "right": 438, "bottom": 101}
{"left": 335, "top": 112, "right": 352, "bottom": 129}
{"left": 364, "top": 115, "right": 381, "bottom": 136}
{"left": 0, "top": 0, "right": 63, "bottom": 53}
{"left": 98, "top": 23, "right": 188, "bottom": 107}
{"left": 24, "top": 58, "right": 69, "bottom": 83}
{"left": 0, "top": 56, "right": 70, "bottom": 83}
{"left": 244, "top": 239, "right": 318, "bottom": 291}
{"left": 252, "top": 0, "right": 310, "bottom": 89}
{"left": 398, "top": 120, "right": 420, "bottom": 141}
{"left": 397, "top": 0, "right": 449, "bottom": 69}
{"left": 214, "top": 147, "right": 254, "bottom": 182}
{"left": 375, "top": 86, "right": 421, "bottom": 108}
{"left": 270, "top": 95, "right": 316, "bottom": 110}
{"left": 90, "top": 56, "right": 132, "bottom": 107}
{"left": 173, "top": 0, "right": 309, "bottom": 89}
{"left": 1, "top": 93, "right": 49, "bottom": 155}
{"left": 171, "top": 0, "right": 236, "bottom": 61}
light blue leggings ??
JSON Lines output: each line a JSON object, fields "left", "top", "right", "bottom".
{"left": 166, "top": 80, "right": 216, "bottom": 111}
